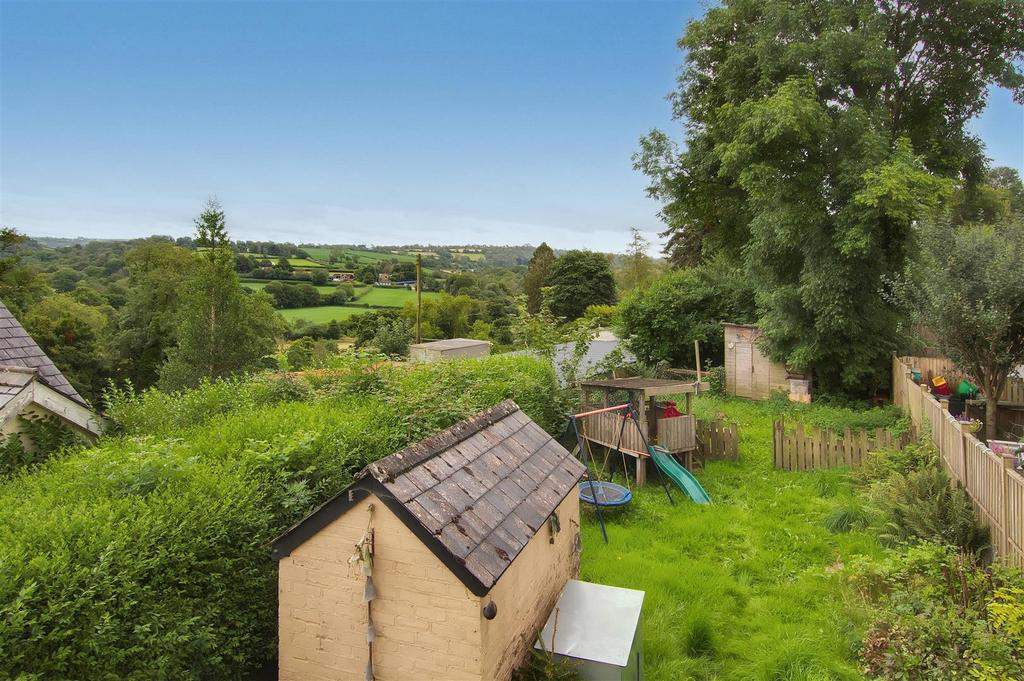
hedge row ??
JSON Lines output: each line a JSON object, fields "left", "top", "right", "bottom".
{"left": 0, "top": 355, "right": 562, "bottom": 680}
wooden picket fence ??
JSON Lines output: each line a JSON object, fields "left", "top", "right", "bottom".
{"left": 697, "top": 418, "right": 738, "bottom": 461}
{"left": 893, "top": 355, "right": 1024, "bottom": 567}
{"left": 772, "top": 422, "right": 908, "bottom": 471}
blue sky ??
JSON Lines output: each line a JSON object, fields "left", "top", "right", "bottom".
{"left": 2, "top": 1, "right": 1021, "bottom": 253}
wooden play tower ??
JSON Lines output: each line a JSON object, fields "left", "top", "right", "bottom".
{"left": 577, "top": 377, "right": 698, "bottom": 484}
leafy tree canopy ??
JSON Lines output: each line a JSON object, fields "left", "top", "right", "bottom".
{"left": 636, "top": 0, "right": 1024, "bottom": 394}
{"left": 910, "top": 217, "right": 1024, "bottom": 442}
{"left": 547, "top": 250, "right": 617, "bottom": 321}
{"left": 524, "top": 242, "right": 556, "bottom": 314}
{"left": 618, "top": 258, "right": 756, "bottom": 368}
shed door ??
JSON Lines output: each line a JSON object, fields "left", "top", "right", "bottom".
{"left": 735, "top": 343, "right": 753, "bottom": 398}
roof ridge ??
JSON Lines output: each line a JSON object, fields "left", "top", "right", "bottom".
{"left": 360, "top": 399, "right": 520, "bottom": 482}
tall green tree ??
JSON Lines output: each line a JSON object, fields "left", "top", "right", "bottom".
{"left": 159, "top": 201, "right": 277, "bottom": 390}
{"left": 636, "top": 0, "right": 1024, "bottom": 393}
{"left": 912, "top": 217, "right": 1024, "bottom": 442}
{"left": 619, "top": 227, "right": 657, "bottom": 292}
{"left": 116, "top": 240, "right": 195, "bottom": 389}
{"left": 524, "top": 242, "right": 555, "bottom": 314}
{"left": 547, "top": 250, "right": 617, "bottom": 321}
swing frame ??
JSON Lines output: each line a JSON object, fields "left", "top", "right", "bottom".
{"left": 569, "top": 403, "right": 674, "bottom": 543}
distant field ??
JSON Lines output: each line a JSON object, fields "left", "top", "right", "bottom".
{"left": 276, "top": 307, "right": 367, "bottom": 323}
{"left": 357, "top": 287, "right": 438, "bottom": 306}
{"left": 240, "top": 253, "right": 327, "bottom": 268}
{"left": 453, "top": 253, "right": 486, "bottom": 261}
{"left": 241, "top": 281, "right": 339, "bottom": 294}
{"left": 298, "top": 247, "right": 416, "bottom": 265}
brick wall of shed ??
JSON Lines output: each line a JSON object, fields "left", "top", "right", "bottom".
{"left": 480, "top": 492, "right": 581, "bottom": 680}
{"left": 278, "top": 494, "right": 483, "bottom": 681}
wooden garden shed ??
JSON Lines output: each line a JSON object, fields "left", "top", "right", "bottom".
{"left": 723, "top": 323, "right": 807, "bottom": 401}
{"left": 272, "top": 400, "right": 586, "bottom": 681}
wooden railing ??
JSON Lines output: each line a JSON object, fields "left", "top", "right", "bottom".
{"left": 772, "top": 422, "right": 909, "bottom": 471}
{"left": 893, "top": 356, "right": 1024, "bottom": 567}
{"left": 578, "top": 411, "right": 695, "bottom": 454}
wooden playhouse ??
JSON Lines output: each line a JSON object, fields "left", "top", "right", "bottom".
{"left": 272, "top": 400, "right": 587, "bottom": 681}
{"left": 577, "top": 377, "right": 698, "bottom": 483}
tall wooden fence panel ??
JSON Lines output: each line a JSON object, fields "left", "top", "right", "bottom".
{"left": 772, "top": 422, "right": 907, "bottom": 471}
{"left": 892, "top": 355, "right": 1023, "bottom": 567}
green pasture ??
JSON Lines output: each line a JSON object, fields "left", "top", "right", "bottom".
{"left": 579, "top": 396, "right": 904, "bottom": 680}
{"left": 241, "top": 280, "right": 339, "bottom": 294}
{"left": 298, "top": 247, "right": 416, "bottom": 264}
{"left": 240, "top": 253, "right": 326, "bottom": 268}
{"left": 356, "top": 286, "right": 437, "bottom": 306}
{"left": 276, "top": 306, "right": 367, "bottom": 323}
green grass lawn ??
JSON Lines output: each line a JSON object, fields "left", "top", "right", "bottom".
{"left": 578, "top": 396, "right": 902, "bottom": 680}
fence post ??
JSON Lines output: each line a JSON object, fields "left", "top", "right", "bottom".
{"left": 960, "top": 430, "right": 970, "bottom": 488}
{"left": 1001, "top": 455, "right": 1013, "bottom": 561}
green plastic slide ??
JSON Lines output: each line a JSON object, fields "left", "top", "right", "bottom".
{"left": 649, "top": 447, "right": 711, "bottom": 504}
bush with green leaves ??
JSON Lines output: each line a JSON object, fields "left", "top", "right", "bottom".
{"left": 869, "top": 465, "right": 988, "bottom": 552}
{"left": 2, "top": 355, "right": 562, "bottom": 679}
{"left": 849, "top": 543, "right": 1024, "bottom": 680}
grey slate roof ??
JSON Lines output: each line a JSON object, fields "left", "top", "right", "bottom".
{"left": 0, "top": 301, "right": 87, "bottom": 406}
{"left": 272, "top": 400, "right": 585, "bottom": 594}
{"left": 0, "top": 367, "right": 34, "bottom": 410}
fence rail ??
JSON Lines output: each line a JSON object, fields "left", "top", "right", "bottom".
{"left": 893, "top": 355, "right": 1023, "bottom": 567}
{"left": 772, "top": 422, "right": 908, "bottom": 471}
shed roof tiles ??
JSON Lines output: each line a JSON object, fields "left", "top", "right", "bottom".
{"left": 272, "top": 400, "right": 585, "bottom": 595}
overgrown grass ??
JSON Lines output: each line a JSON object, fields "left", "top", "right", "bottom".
{"left": 579, "top": 397, "right": 899, "bottom": 680}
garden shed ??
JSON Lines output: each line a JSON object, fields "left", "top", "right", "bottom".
{"left": 272, "top": 400, "right": 586, "bottom": 681}
{"left": 723, "top": 323, "right": 808, "bottom": 402}
{"left": 410, "top": 338, "right": 490, "bottom": 362}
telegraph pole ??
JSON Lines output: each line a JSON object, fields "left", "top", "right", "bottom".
{"left": 415, "top": 253, "right": 422, "bottom": 344}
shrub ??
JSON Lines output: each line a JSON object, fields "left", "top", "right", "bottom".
{"left": 823, "top": 500, "right": 873, "bottom": 534}
{"left": 869, "top": 465, "right": 988, "bottom": 552}
{"left": 2, "top": 356, "right": 563, "bottom": 679}
{"left": 851, "top": 544, "right": 1024, "bottom": 680}
{"left": 706, "top": 365, "right": 726, "bottom": 397}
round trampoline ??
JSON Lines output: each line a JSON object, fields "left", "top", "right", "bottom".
{"left": 578, "top": 480, "right": 633, "bottom": 508}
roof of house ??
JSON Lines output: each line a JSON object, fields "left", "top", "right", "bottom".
{"left": 578, "top": 376, "right": 697, "bottom": 396}
{"left": 272, "top": 399, "right": 586, "bottom": 596}
{"left": 0, "top": 302, "right": 87, "bottom": 407}
{"left": 0, "top": 366, "right": 36, "bottom": 410}
{"left": 410, "top": 338, "right": 491, "bottom": 351}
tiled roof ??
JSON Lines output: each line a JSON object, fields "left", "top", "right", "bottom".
{"left": 0, "top": 302, "right": 87, "bottom": 406}
{"left": 272, "top": 400, "right": 585, "bottom": 594}
{"left": 0, "top": 367, "right": 34, "bottom": 410}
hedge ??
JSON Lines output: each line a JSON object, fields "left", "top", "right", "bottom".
{"left": 0, "top": 355, "right": 562, "bottom": 679}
